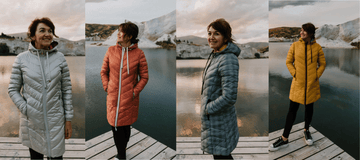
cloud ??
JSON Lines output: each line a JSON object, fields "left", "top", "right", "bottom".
{"left": 269, "top": 0, "right": 330, "bottom": 11}
{"left": 177, "top": 0, "right": 268, "bottom": 43}
{"left": 0, "top": 0, "right": 85, "bottom": 41}
{"left": 85, "top": 0, "right": 117, "bottom": 3}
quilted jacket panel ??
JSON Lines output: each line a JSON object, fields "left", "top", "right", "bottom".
{"left": 200, "top": 42, "right": 240, "bottom": 156}
{"left": 8, "top": 42, "right": 73, "bottom": 157}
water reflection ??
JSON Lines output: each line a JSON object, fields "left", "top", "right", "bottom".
{"left": 177, "top": 59, "right": 269, "bottom": 137}
{"left": 0, "top": 56, "right": 85, "bottom": 138}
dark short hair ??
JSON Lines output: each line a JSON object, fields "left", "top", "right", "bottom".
{"left": 302, "top": 23, "right": 316, "bottom": 40}
{"left": 28, "top": 17, "right": 58, "bottom": 39}
{"left": 119, "top": 22, "right": 139, "bottom": 44}
{"left": 207, "top": 18, "right": 234, "bottom": 43}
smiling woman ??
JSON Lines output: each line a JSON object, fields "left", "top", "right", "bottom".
{"left": 8, "top": 17, "right": 73, "bottom": 159}
{"left": 201, "top": 18, "right": 240, "bottom": 159}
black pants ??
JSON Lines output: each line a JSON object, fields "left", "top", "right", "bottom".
{"left": 111, "top": 125, "right": 131, "bottom": 159}
{"left": 282, "top": 100, "right": 314, "bottom": 138}
{"left": 213, "top": 154, "right": 233, "bottom": 159}
{"left": 29, "top": 148, "right": 63, "bottom": 160}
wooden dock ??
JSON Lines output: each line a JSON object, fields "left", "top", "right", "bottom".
{"left": 0, "top": 137, "right": 85, "bottom": 159}
{"left": 86, "top": 127, "right": 176, "bottom": 160}
{"left": 269, "top": 122, "right": 355, "bottom": 160}
{"left": 175, "top": 136, "right": 268, "bottom": 159}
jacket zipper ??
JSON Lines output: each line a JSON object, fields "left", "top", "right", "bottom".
{"left": 304, "top": 43, "right": 307, "bottom": 105}
{"left": 115, "top": 47, "right": 125, "bottom": 131}
{"left": 39, "top": 54, "right": 52, "bottom": 157}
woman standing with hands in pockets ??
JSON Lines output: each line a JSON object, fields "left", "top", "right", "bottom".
{"left": 269, "top": 23, "right": 326, "bottom": 151}
{"left": 8, "top": 17, "right": 73, "bottom": 159}
{"left": 200, "top": 18, "right": 241, "bottom": 160}
{"left": 100, "top": 22, "right": 149, "bottom": 160}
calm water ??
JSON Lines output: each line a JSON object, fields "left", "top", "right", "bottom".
{"left": 177, "top": 59, "right": 269, "bottom": 137}
{"left": 0, "top": 56, "right": 85, "bottom": 138}
{"left": 269, "top": 42, "right": 359, "bottom": 159}
{"left": 85, "top": 42, "right": 176, "bottom": 149}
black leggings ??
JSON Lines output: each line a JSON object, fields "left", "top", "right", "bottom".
{"left": 282, "top": 100, "right": 314, "bottom": 138}
{"left": 213, "top": 154, "right": 233, "bottom": 159}
{"left": 111, "top": 125, "right": 131, "bottom": 159}
{"left": 29, "top": 148, "right": 63, "bottom": 160}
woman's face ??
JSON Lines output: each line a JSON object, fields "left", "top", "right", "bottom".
{"left": 32, "top": 23, "right": 53, "bottom": 49}
{"left": 208, "top": 26, "right": 225, "bottom": 52}
{"left": 117, "top": 27, "right": 131, "bottom": 44}
{"left": 300, "top": 28, "right": 312, "bottom": 41}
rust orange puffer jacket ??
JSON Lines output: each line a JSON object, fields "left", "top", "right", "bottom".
{"left": 100, "top": 43, "right": 148, "bottom": 127}
{"left": 286, "top": 38, "right": 326, "bottom": 105}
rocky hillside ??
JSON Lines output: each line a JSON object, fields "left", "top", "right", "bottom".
{"left": 315, "top": 18, "right": 359, "bottom": 48}
{"left": 85, "top": 24, "right": 119, "bottom": 40}
{"left": 176, "top": 35, "right": 268, "bottom": 59}
{"left": 93, "top": 10, "right": 176, "bottom": 48}
{"left": 269, "top": 27, "right": 301, "bottom": 38}
{"left": 0, "top": 33, "right": 85, "bottom": 56}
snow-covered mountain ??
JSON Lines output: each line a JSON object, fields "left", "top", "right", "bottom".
{"left": 101, "top": 10, "right": 176, "bottom": 48}
{"left": 315, "top": 18, "right": 359, "bottom": 48}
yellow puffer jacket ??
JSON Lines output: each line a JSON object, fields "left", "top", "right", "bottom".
{"left": 286, "top": 38, "right": 326, "bottom": 105}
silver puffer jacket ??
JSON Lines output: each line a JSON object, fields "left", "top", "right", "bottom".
{"left": 201, "top": 42, "right": 240, "bottom": 156}
{"left": 8, "top": 41, "right": 73, "bottom": 157}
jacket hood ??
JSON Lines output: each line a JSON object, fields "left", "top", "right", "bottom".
{"left": 215, "top": 42, "right": 241, "bottom": 57}
{"left": 299, "top": 37, "right": 316, "bottom": 44}
{"left": 29, "top": 41, "right": 59, "bottom": 55}
{"left": 116, "top": 42, "right": 138, "bottom": 51}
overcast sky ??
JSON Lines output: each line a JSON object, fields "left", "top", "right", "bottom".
{"left": 0, "top": 0, "right": 85, "bottom": 41}
{"left": 269, "top": 0, "right": 359, "bottom": 28}
{"left": 86, "top": 0, "right": 175, "bottom": 24}
{"left": 177, "top": 0, "right": 268, "bottom": 44}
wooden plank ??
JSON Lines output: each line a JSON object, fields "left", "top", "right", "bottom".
{"left": 86, "top": 128, "right": 139, "bottom": 148}
{"left": 151, "top": 147, "right": 176, "bottom": 160}
{"left": 177, "top": 137, "right": 268, "bottom": 143}
{"left": 132, "top": 142, "right": 167, "bottom": 159}
{"left": 0, "top": 143, "right": 84, "bottom": 151}
{"left": 89, "top": 132, "right": 147, "bottom": 160}
{"left": 174, "top": 154, "right": 268, "bottom": 160}
{"left": 177, "top": 142, "right": 268, "bottom": 148}
{"left": 86, "top": 136, "right": 115, "bottom": 159}
{"left": 269, "top": 122, "right": 306, "bottom": 140}
{"left": 232, "top": 154, "right": 269, "bottom": 160}
{"left": 0, "top": 150, "right": 84, "bottom": 158}
{"left": 330, "top": 152, "right": 356, "bottom": 160}
{"left": 305, "top": 145, "right": 344, "bottom": 160}
{"left": 0, "top": 137, "right": 84, "bottom": 145}
{"left": 177, "top": 147, "right": 267, "bottom": 155}
{"left": 232, "top": 148, "right": 268, "bottom": 154}
{"left": 126, "top": 136, "right": 157, "bottom": 159}
{"left": 278, "top": 137, "right": 333, "bottom": 160}
{"left": 269, "top": 131, "right": 324, "bottom": 159}
{"left": 269, "top": 127, "right": 317, "bottom": 145}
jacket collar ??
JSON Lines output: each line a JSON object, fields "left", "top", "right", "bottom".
{"left": 299, "top": 37, "right": 316, "bottom": 44}
{"left": 212, "top": 42, "right": 241, "bottom": 57}
{"left": 116, "top": 42, "right": 138, "bottom": 51}
{"left": 29, "top": 41, "right": 58, "bottom": 55}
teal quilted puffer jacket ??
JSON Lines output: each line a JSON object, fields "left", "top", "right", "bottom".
{"left": 201, "top": 42, "right": 240, "bottom": 156}
{"left": 8, "top": 42, "right": 73, "bottom": 157}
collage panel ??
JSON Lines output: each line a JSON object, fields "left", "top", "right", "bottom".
{"left": 0, "top": 0, "right": 86, "bottom": 159}
{"left": 268, "top": 0, "right": 359, "bottom": 159}
{"left": 85, "top": 0, "right": 176, "bottom": 159}
{"left": 176, "top": 0, "right": 269, "bottom": 159}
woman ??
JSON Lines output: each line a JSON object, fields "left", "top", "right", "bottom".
{"left": 100, "top": 22, "right": 149, "bottom": 160}
{"left": 8, "top": 17, "right": 73, "bottom": 159}
{"left": 269, "top": 23, "right": 326, "bottom": 151}
{"left": 200, "top": 18, "right": 240, "bottom": 160}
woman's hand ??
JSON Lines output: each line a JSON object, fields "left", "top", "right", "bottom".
{"left": 65, "top": 121, "right": 72, "bottom": 139}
